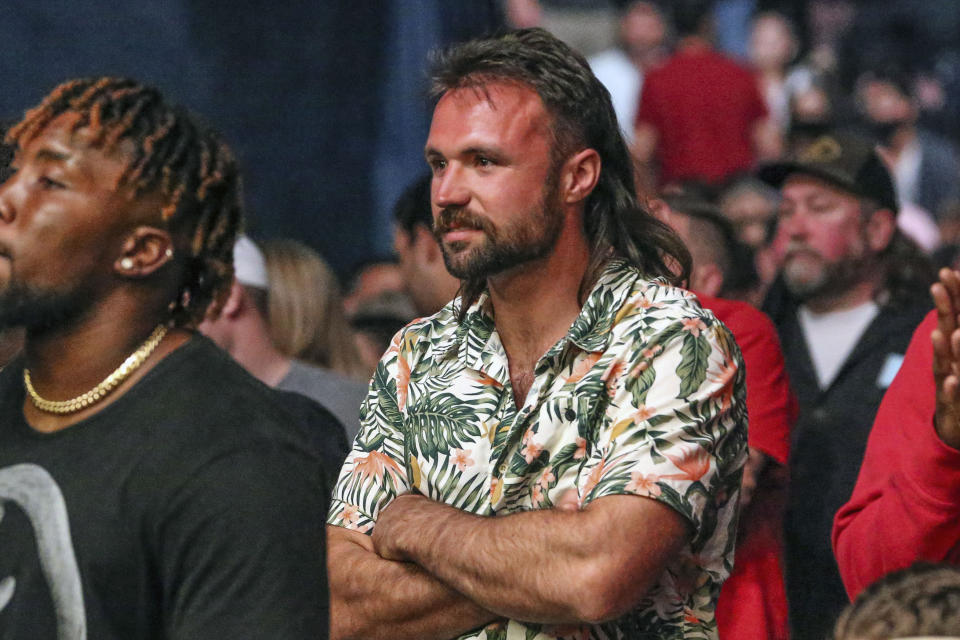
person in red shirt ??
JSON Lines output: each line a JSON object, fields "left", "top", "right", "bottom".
{"left": 653, "top": 194, "right": 795, "bottom": 640}
{"left": 832, "top": 266, "right": 960, "bottom": 600}
{"left": 634, "top": 0, "right": 780, "bottom": 191}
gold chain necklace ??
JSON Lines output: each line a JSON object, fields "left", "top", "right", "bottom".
{"left": 23, "top": 324, "right": 169, "bottom": 414}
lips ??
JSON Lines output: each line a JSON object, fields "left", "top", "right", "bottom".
{"left": 434, "top": 208, "right": 491, "bottom": 241}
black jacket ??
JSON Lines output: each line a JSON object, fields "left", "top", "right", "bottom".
{"left": 766, "top": 285, "right": 930, "bottom": 640}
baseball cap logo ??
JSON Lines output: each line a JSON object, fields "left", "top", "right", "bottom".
{"left": 799, "top": 136, "right": 843, "bottom": 163}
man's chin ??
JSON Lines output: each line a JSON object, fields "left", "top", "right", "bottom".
{"left": 782, "top": 268, "right": 828, "bottom": 301}
{"left": 0, "top": 287, "right": 91, "bottom": 333}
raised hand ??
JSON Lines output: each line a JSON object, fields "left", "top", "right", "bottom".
{"left": 930, "top": 267, "right": 960, "bottom": 450}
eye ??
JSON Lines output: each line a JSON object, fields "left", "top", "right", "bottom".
{"left": 38, "top": 176, "right": 64, "bottom": 189}
{"left": 475, "top": 156, "right": 493, "bottom": 168}
{"left": 428, "top": 158, "right": 447, "bottom": 175}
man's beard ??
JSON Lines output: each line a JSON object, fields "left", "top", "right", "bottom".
{"left": 0, "top": 279, "right": 94, "bottom": 334}
{"left": 782, "top": 244, "right": 874, "bottom": 302}
{"left": 433, "top": 180, "right": 565, "bottom": 281}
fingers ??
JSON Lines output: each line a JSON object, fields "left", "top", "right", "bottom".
{"left": 945, "top": 374, "right": 960, "bottom": 404}
{"left": 933, "top": 268, "right": 960, "bottom": 330}
{"left": 932, "top": 328, "right": 951, "bottom": 375}
{"left": 554, "top": 488, "right": 581, "bottom": 512}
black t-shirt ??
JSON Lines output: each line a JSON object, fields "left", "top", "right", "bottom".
{"left": 0, "top": 335, "right": 332, "bottom": 640}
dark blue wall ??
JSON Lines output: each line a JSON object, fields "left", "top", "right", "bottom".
{"left": 0, "top": 1, "right": 500, "bottom": 277}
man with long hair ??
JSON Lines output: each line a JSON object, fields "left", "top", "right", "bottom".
{"left": 327, "top": 29, "right": 747, "bottom": 640}
{"left": 0, "top": 77, "right": 330, "bottom": 638}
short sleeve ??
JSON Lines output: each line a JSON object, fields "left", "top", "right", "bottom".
{"left": 577, "top": 306, "right": 748, "bottom": 551}
{"left": 327, "top": 331, "right": 412, "bottom": 534}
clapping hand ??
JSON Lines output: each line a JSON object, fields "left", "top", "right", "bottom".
{"left": 931, "top": 268, "right": 960, "bottom": 450}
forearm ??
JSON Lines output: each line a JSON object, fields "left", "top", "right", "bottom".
{"left": 834, "top": 480, "right": 960, "bottom": 598}
{"left": 328, "top": 526, "right": 499, "bottom": 640}
{"left": 834, "top": 425, "right": 960, "bottom": 598}
{"left": 378, "top": 495, "right": 686, "bottom": 624}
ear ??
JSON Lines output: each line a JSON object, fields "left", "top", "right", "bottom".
{"left": 691, "top": 262, "right": 725, "bottom": 298}
{"left": 865, "top": 208, "right": 896, "bottom": 252}
{"left": 559, "top": 148, "right": 601, "bottom": 205}
{"left": 114, "top": 226, "right": 175, "bottom": 278}
{"left": 647, "top": 198, "right": 674, "bottom": 226}
{"left": 219, "top": 279, "right": 245, "bottom": 319}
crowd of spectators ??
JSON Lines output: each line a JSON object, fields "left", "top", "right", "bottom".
{"left": 2, "top": 1, "right": 960, "bottom": 638}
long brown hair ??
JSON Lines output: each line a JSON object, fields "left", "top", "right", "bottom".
{"left": 430, "top": 28, "right": 691, "bottom": 320}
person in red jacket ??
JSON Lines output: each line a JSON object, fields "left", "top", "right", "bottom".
{"left": 654, "top": 195, "right": 795, "bottom": 640}
{"left": 833, "top": 266, "right": 960, "bottom": 600}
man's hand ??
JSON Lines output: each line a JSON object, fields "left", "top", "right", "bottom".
{"left": 930, "top": 267, "right": 960, "bottom": 449}
{"left": 373, "top": 490, "right": 583, "bottom": 562}
{"left": 739, "top": 447, "right": 769, "bottom": 510}
{"left": 372, "top": 493, "right": 441, "bottom": 562}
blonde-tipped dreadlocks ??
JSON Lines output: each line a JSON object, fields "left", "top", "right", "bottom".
{"left": 8, "top": 76, "right": 244, "bottom": 327}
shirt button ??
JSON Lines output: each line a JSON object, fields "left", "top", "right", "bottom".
{"left": 565, "top": 408, "right": 576, "bottom": 421}
{"left": 499, "top": 463, "right": 507, "bottom": 474}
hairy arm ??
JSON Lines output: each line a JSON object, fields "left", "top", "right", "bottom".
{"left": 372, "top": 492, "right": 689, "bottom": 624}
{"left": 327, "top": 330, "right": 500, "bottom": 640}
{"left": 328, "top": 525, "right": 499, "bottom": 640}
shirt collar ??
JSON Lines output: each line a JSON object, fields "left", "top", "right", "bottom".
{"left": 438, "top": 259, "right": 644, "bottom": 365}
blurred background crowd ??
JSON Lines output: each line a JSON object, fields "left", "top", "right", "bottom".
{"left": 5, "top": 1, "right": 960, "bottom": 638}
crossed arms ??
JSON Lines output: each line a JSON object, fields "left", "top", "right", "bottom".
{"left": 328, "top": 492, "right": 689, "bottom": 640}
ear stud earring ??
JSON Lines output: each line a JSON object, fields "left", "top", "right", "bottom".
{"left": 120, "top": 257, "right": 134, "bottom": 270}
{"left": 165, "top": 248, "right": 173, "bottom": 258}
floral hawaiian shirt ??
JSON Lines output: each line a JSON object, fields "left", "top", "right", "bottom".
{"left": 329, "top": 259, "right": 748, "bottom": 640}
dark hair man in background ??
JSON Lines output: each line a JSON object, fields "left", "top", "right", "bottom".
{"left": 832, "top": 562, "right": 960, "bottom": 639}
{"left": 0, "top": 77, "right": 330, "bottom": 639}
{"left": 759, "top": 131, "right": 933, "bottom": 639}
{"left": 392, "top": 173, "right": 461, "bottom": 316}
{"left": 327, "top": 28, "right": 747, "bottom": 640}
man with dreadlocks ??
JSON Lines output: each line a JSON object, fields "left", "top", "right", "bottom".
{"left": 327, "top": 29, "right": 747, "bottom": 640}
{"left": 0, "top": 77, "right": 331, "bottom": 639}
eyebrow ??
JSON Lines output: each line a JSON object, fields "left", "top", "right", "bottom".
{"left": 424, "top": 145, "right": 503, "bottom": 160}
{"left": 34, "top": 148, "right": 72, "bottom": 164}
{"left": 13, "top": 147, "right": 72, "bottom": 167}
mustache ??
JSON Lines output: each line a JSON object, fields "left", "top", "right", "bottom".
{"left": 784, "top": 242, "right": 822, "bottom": 260}
{"left": 433, "top": 207, "right": 495, "bottom": 237}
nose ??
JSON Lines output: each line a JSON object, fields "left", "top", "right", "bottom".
{"left": 432, "top": 164, "right": 469, "bottom": 210}
{"left": 778, "top": 207, "right": 809, "bottom": 241}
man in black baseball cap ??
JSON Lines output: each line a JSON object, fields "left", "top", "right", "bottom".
{"left": 758, "top": 131, "right": 933, "bottom": 640}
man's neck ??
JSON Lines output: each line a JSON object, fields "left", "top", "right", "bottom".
{"left": 225, "top": 320, "right": 292, "bottom": 387}
{"left": 486, "top": 227, "right": 591, "bottom": 387}
{"left": 885, "top": 125, "right": 917, "bottom": 158}
{"left": 22, "top": 298, "right": 188, "bottom": 432}
{"left": 677, "top": 36, "right": 712, "bottom": 54}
